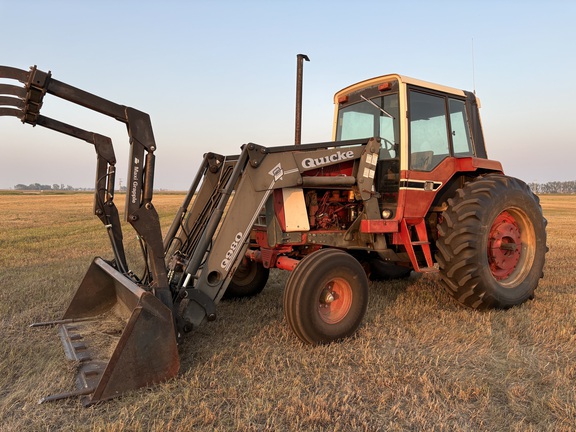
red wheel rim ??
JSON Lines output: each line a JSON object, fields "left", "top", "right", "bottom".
{"left": 318, "top": 278, "right": 353, "bottom": 324}
{"left": 488, "top": 211, "right": 522, "bottom": 280}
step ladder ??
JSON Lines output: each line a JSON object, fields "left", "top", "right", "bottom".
{"left": 399, "top": 218, "right": 437, "bottom": 273}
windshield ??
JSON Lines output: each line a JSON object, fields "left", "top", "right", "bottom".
{"left": 336, "top": 92, "right": 400, "bottom": 157}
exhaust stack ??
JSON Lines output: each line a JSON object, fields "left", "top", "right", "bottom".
{"left": 295, "top": 53, "right": 310, "bottom": 145}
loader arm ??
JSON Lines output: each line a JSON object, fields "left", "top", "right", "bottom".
{"left": 0, "top": 65, "right": 171, "bottom": 308}
{"left": 167, "top": 138, "right": 379, "bottom": 328}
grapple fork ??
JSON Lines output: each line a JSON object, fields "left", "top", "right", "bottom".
{"left": 1, "top": 65, "right": 179, "bottom": 404}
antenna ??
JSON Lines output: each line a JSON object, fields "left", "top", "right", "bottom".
{"left": 472, "top": 38, "right": 476, "bottom": 94}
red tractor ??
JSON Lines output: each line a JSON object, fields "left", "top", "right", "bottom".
{"left": 0, "top": 66, "right": 547, "bottom": 404}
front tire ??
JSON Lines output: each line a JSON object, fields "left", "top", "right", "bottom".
{"left": 435, "top": 174, "right": 547, "bottom": 309}
{"left": 283, "top": 249, "right": 369, "bottom": 344}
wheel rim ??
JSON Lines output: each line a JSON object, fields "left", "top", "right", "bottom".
{"left": 318, "top": 277, "right": 353, "bottom": 324}
{"left": 488, "top": 209, "right": 534, "bottom": 284}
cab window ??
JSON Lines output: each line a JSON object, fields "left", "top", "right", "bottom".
{"left": 409, "top": 90, "right": 474, "bottom": 171}
{"left": 449, "top": 99, "right": 473, "bottom": 156}
{"left": 337, "top": 93, "right": 399, "bottom": 158}
{"left": 409, "top": 91, "right": 450, "bottom": 171}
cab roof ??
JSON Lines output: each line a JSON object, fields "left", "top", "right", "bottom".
{"left": 334, "top": 74, "right": 468, "bottom": 103}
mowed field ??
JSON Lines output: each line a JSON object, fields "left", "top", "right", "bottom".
{"left": 0, "top": 192, "right": 575, "bottom": 431}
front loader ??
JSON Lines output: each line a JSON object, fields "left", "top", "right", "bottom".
{"left": 0, "top": 65, "right": 547, "bottom": 405}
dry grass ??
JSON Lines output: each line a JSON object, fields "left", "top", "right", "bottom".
{"left": 1, "top": 192, "right": 575, "bottom": 431}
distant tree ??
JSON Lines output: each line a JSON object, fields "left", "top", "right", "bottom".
{"left": 52, "top": 184, "right": 60, "bottom": 190}
{"left": 533, "top": 180, "right": 576, "bottom": 194}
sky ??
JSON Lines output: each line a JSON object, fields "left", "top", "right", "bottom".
{"left": 1, "top": 0, "right": 575, "bottom": 190}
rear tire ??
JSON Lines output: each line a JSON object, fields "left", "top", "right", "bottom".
{"left": 223, "top": 259, "right": 269, "bottom": 299}
{"left": 369, "top": 259, "right": 412, "bottom": 281}
{"left": 435, "top": 174, "right": 547, "bottom": 309}
{"left": 283, "top": 249, "right": 369, "bottom": 344}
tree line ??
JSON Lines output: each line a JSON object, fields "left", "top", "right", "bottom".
{"left": 14, "top": 183, "right": 85, "bottom": 191}
{"left": 529, "top": 181, "right": 576, "bottom": 194}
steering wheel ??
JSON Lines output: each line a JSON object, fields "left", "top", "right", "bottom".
{"left": 380, "top": 138, "right": 397, "bottom": 157}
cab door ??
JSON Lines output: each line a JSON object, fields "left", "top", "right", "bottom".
{"left": 335, "top": 84, "right": 401, "bottom": 210}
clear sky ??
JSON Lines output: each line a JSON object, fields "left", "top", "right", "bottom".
{"left": 1, "top": 0, "right": 574, "bottom": 190}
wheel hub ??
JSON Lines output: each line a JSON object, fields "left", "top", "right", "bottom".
{"left": 320, "top": 289, "right": 336, "bottom": 304}
{"left": 488, "top": 211, "right": 522, "bottom": 280}
{"left": 318, "top": 279, "right": 353, "bottom": 324}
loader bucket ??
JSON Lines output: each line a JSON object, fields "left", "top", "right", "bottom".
{"left": 36, "top": 257, "right": 179, "bottom": 406}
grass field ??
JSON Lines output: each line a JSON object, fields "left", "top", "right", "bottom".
{"left": 0, "top": 192, "right": 575, "bottom": 431}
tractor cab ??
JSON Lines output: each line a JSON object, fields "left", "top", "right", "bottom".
{"left": 333, "top": 74, "right": 490, "bottom": 217}
{"left": 332, "top": 74, "right": 502, "bottom": 273}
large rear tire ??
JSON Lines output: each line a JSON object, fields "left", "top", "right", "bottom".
{"left": 283, "top": 249, "right": 369, "bottom": 344}
{"left": 435, "top": 174, "right": 547, "bottom": 309}
{"left": 368, "top": 258, "right": 412, "bottom": 281}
